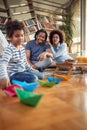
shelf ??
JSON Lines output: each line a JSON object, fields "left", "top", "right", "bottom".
{"left": 10, "top": 4, "right": 28, "bottom": 8}
{"left": 0, "top": 8, "right": 8, "bottom": 12}
{"left": 12, "top": 9, "right": 35, "bottom": 16}
{"left": 0, "top": 16, "right": 8, "bottom": 34}
{"left": 37, "top": 14, "right": 58, "bottom": 31}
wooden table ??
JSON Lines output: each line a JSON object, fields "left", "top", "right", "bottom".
{"left": 54, "top": 62, "right": 87, "bottom": 75}
{"left": 0, "top": 75, "right": 87, "bottom": 130}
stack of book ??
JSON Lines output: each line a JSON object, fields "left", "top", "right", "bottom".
{"left": 0, "top": 16, "right": 8, "bottom": 25}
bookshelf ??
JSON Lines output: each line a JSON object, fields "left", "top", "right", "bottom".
{"left": 0, "top": 0, "right": 65, "bottom": 41}
{"left": 37, "top": 14, "right": 58, "bottom": 34}
{"left": 22, "top": 18, "right": 38, "bottom": 41}
{"left": 0, "top": 16, "right": 8, "bottom": 34}
{"left": 0, "top": 0, "right": 11, "bottom": 35}
{"left": 7, "top": 0, "right": 39, "bottom": 41}
{"left": 23, "top": 18, "right": 37, "bottom": 33}
{"left": 25, "top": 0, "right": 39, "bottom": 40}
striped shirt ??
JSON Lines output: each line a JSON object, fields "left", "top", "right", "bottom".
{"left": 0, "top": 43, "right": 33, "bottom": 79}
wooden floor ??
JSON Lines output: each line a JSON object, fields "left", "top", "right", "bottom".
{"left": 0, "top": 74, "right": 87, "bottom": 130}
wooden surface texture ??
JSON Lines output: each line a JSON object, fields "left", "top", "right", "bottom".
{"left": 0, "top": 74, "right": 87, "bottom": 130}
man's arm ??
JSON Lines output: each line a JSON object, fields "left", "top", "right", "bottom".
{"left": 38, "top": 48, "right": 53, "bottom": 61}
{"left": 25, "top": 50, "right": 38, "bottom": 69}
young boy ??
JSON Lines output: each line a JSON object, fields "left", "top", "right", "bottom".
{"left": 0, "top": 20, "right": 43, "bottom": 89}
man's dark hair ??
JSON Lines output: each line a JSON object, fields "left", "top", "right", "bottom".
{"left": 35, "top": 29, "right": 47, "bottom": 41}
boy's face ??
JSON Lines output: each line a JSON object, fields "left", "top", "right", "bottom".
{"left": 36, "top": 32, "right": 46, "bottom": 44}
{"left": 10, "top": 30, "right": 24, "bottom": 47}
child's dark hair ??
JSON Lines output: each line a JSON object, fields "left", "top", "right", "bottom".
{"left": 35, "top": 29, "right": 47, "bottom": 41}
{"left": 49, "top": 29, "right": 65, "bottom": 45}
{"left": 5, "top": 20, "right": 24, "bottom": 38}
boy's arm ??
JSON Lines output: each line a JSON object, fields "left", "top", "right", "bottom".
{"left": 0, "top": 78, "right": 11, "bottom": 89}
{"left": 0, "top": 47, "right": 12, "bottom": 89}
{"left": 0, "top": 63, "right": 11, "bottom": 89}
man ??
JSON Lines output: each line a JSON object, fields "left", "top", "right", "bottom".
{"left": 25, "top": 29, "right": 53, "bottom": 72}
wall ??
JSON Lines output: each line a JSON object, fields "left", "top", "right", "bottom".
{"left": 71, "top": 0, "right": 81, "bottom": 54}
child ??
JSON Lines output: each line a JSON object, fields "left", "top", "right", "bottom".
{"left": 0, "top": 20, "right": 43, "bottom": 89}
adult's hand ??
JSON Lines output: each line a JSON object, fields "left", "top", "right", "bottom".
{"left": 38, "top": 52, "right": 53, "bottom": 60}
{"left": 38, "top": 52, "right": 46, "bottom": 61}
{"left": 31, "top": 64, "right": 38, "bottom": 69}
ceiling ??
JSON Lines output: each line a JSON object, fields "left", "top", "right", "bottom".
{"left": 32, "top": 0, "right": 74, "bottom": 16}
{"left": 0, "top": 0, "right": 74, "bottom": 20}
{"left": 32, "top": 0, "right": 73, "bottom": 7}
{"left": 0, "top": 0, "right": 73, "bottom": 8}
{"left": 0, "top": 0, "right": 72, "bottom": 4}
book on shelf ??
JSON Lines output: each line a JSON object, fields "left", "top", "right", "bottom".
{"left": 0, "top": 25, "right": 6, "bottom": 33}
{"left": 51, "top": 24, "right": 57, "bottom": 29}
{"left": 42, "top": 23, "right": 53, "bottom": 29}
{"left": 23, "top": 20, "right": 29, "bottom": 26}
{"left": 37, "top": 14, "right": 57, "bottom": 30}
{"left": 27, "top": 19, "right": 35, "bottom": 26}
{"left": 28, "top": 25, "right": 37, "bottom": 33}
{"left": 0, "top": 16, "right": 8, "bottom": 25}
{"left": 37, "top": 15, "right": 50, "bottom": 23}
{"left": 24, "top": 27, "right": 29, "bottom": 35}
{"left": 23, "top": 19, "right": 36, "bottom": 27}
{"left": 33, "top": 19, "right": 37, "bottom": 24}
{"left": 22, "top": 21, "right": 26, "bottom": 26}
{"left": 29, "top": 33, "right": 35, "bottom": 40}
{"left": 49, "top": 16, "right": 56, "bottom": 25}
{"left": 24, "top": 34, "right": 30, "bottom": 42}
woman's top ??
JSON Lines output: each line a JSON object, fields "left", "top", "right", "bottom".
{"left": 50, "top": 42, "right": 72, "bottom": 62}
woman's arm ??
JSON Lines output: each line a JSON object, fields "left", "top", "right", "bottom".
{"left": 51, "top": 43, "right": 67, "bottom": 58}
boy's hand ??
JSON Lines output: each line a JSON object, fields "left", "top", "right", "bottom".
{"left": 0, "top": 78, "right": 11, "bottom": 89}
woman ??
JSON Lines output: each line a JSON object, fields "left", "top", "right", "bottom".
{"left": 49, "top": 29, "right": 72, "bottom": 62}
